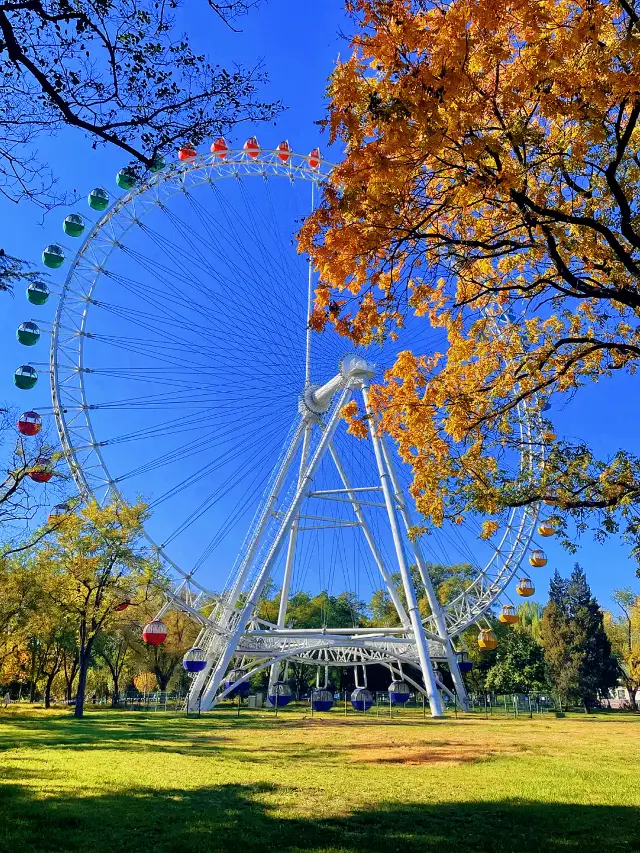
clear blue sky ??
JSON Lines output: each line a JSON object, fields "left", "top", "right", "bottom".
{"left": 1, "top": 0, "right": 638, "bottom": 614}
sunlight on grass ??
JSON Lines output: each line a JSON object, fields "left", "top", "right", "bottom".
{"left": 1, "top": 706, "right": 638, "bottom": 852}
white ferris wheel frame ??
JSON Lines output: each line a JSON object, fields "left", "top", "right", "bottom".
{"left": 48, "top": 147, "right": 545, "bottom": 717}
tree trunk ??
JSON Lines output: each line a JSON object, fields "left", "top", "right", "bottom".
{"left": 74, "top": 642, "right": 93, "bottom": 719}
{"left": 156, "top": 671, "right": 170, "bottom": 691}
{"left": 625, "top": 683, "right": 638, "bottom": 712}
{"left": 44, "top": 670, "right": 56, "bottom": 709}
{"left": 64, "top": 654, "right": 79, "bottom": 701}
{"left": 112, "top": 675, "right": 120, "bottom": 707}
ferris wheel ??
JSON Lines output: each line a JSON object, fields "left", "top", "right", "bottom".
{"left": 13, "top": 137, "right": 555, "bottom": 717}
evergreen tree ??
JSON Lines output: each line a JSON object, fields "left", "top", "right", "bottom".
{"left": 549, "top": 570, "right": 569, "bottom": 610}
{"left": 540, "top": 599, "right": 583, "bottom": 709}
{"left": 541, "top": 564, "right": 618, "bottom": 710}
{"left": 575, "top": 598, "right": 619, "bottom": 710}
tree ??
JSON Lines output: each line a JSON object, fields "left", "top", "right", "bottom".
{"left": 541, "top": 564, "right": 618, "bottom": 709}
{"left": 299, "top": 0, "right": 640, "bottom": 560}
{"left": 516, "top": 601, "right": 544, "bottom": 644}
{"left": 485, "top": 630, "right": 547, "bottom": 695}
{"left": 34, "top": 498, "right": 156, "bottom": 717}
{"left": 0, "top": 553, "right": 42, "bottom": 677}
{"left": 604, "top": 588, "right": 640, "bottom": 711}
{"left": 0, "top": 0, "right": 280, "bottom": 291}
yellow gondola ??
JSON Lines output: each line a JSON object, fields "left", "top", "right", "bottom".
{"left": 516, "top": 578, "right": 535, "bottom": 597}
{"left": 499, "top": 604, "right": 519, "bottom": 625}
{"left": 477, "top": 628, "right": 498, "bottom": 650}
{"left": 529, "top": 549, "right": 547, "bottom": 567}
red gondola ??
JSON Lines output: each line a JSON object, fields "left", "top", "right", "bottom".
{"left": 243, "top": 136, "right": 260, "bottom": 159}
{"left": 277, "top": 141, "right": 291, "bottom": 163}
{"left": 114, "top": 598, "right": 132, "bottom": 612}
{"left": 178, "top": 145, "right": 197, "bottom": 162}
{"left": 29, "top": 456, "right": 53, "bottom": 483}
{"left": 17, "top": 411, "right": 42, "bottom": 437}
{"left": 211, "top": 137, "right": 229, "bottom": 159}
{"left": 142, "top": 619, "right": 168, "bottom": 645}
{"left": 308, "top": 147, "right": 321, "bottom": 169}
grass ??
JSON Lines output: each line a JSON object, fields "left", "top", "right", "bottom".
{"left": 0, "top": 704, "right": 639, "bottom": 853}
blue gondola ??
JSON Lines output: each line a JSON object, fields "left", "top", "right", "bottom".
{"left": 182, "top": 647, "right": 206, "bottom": 673}
{"left": 225, "top": 668, "right": 250, "bottom": 698}
{"left": 351, "top": 687, "right": 373, "bottom": 711}
{"left": 311, "top": 688, "right": 334, "bottom": 712}
{"left": 268, "top": 681, "right": 293, "bottom": 707}
{"left": 388, "top": 680, "right": 411, "bottom": 705}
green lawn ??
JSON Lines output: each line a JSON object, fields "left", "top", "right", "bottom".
{"left": 0, "top": 704, "right": 638, "bottom": 853}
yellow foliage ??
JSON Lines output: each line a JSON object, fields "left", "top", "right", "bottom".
{"left": 299, "top": 0, "right": 640, "bottom": 538}
{"left": 133, "top": 671, "right": 157, "bottom": 692}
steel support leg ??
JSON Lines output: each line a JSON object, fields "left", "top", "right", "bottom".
{"left": 269, "top": 422, "right": 313, "bottom": 689}
{"left": 379, "top": 435, "right": 470, "bottom": 710}
{"left": 361, "top": 383, "right": 443, "bottom": 718}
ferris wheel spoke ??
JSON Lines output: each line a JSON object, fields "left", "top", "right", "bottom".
{"left": 116, "top": 240, "right": 305, "bottom": 366}
{"left": 149, "top": 197, "right": 309, "bottom": 348}
{"left": 161, "top": 421, "right": 296, "bottom": 551}
{"left": 202, "top": 181, "right": 308, "bottom": 315}
{"left": 92, "top": 289, "right": 297, "bottom": 364}
{"left": 146, "top": 411, "right": 293, "bottom": 512}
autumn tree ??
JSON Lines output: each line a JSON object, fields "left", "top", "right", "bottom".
{"left": 300, "top": 0, "right": 640, "bottom": 559}
{"left": 0, "top": 554, "right": 42, "bottom": 680}
{"left": 604, "top": 587, "right": 640, "bottom": 710}
{"left": 34, "top": 498, "right": 156, "bottom": 717}
{"left": 0, "top": 0, "right": 280, "bottom": 291}
{"left": 93, "top": 618, "right": 138, "bottom": 705}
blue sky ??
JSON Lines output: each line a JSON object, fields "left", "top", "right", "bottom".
{"left": 1, "top": 0, "right": 638, "bottom": 614}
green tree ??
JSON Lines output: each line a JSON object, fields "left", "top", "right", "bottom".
{"left": 34, "top": 498, "right": 156, "bottom": 717}
{"left": 517, "top": 602, "right": 544, "bottom": 643}
{"left": 485, "top": 631, "right": 547, "bottom": 695}
{"left": 541, "top": 565, "right": 618, "bottom": 710}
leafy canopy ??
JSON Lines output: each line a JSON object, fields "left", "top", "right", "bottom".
{"left": 300, "top": 0, "right": 640, "bottom": 559}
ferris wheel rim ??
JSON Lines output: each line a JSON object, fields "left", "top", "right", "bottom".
{"left": 47, "top": 144, "right": 546, "bottom": 640}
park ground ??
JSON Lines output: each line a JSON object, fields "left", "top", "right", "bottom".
{"left": 0, "top": 705, "right": 639, "bottom": 853}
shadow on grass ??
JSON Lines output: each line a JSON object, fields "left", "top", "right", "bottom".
{"left": 0, "top": 778, "right": 638, "bottom": 853}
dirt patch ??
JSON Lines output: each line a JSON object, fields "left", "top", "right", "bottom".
{"left": 351, "top": 741, "right": 516, "bottom": 765}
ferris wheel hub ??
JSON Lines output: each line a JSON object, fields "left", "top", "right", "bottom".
{"left": 300, "top": 355, "right": 376, "bottom": 417}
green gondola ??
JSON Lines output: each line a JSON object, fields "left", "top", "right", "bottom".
{"left": 88, "top": 187, "right": 109, "bottom": 210}
{"left": 26, "top": 281, "right": 50, "bottom": 305}
{"left": 116, "top": 168, "right": 137, "bottom": 190}
{"left": 63, "top": 213, "right": 85, "bottom": 237}
{"left": 150, "top": 154, "right": 166, "bottom": 173}
{"left": 14, "top": 365, "right": 38, "bottom": 390}
{"left": 17, "top": 322, "right": 40, "bottom": 346}
{"left": 42, "top": 244, "right": 64, "bottom": 269}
